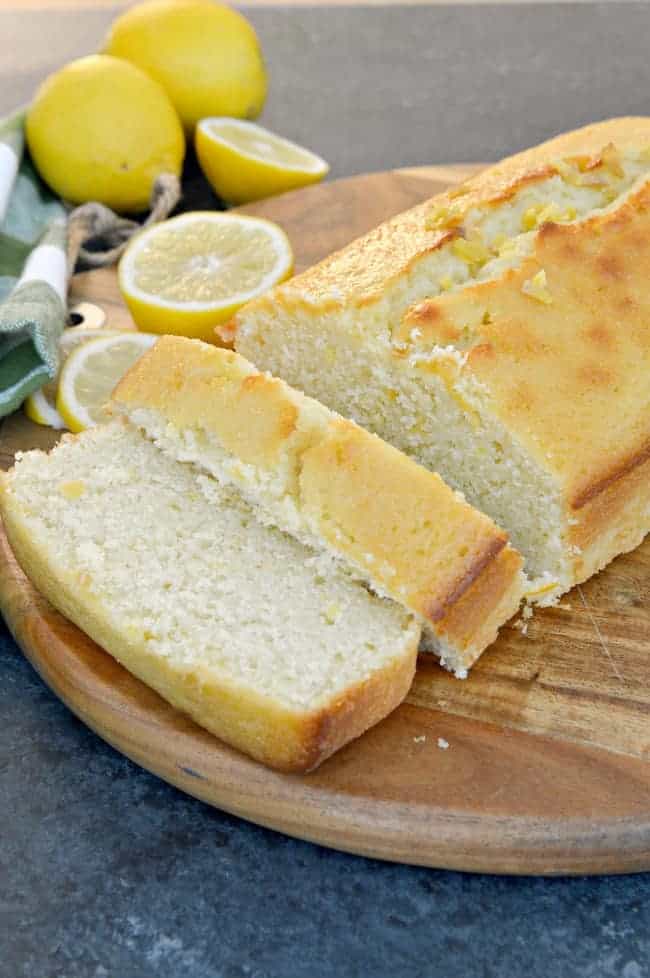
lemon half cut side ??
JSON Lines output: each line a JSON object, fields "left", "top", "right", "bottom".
{"left": 195, "top": 118, "right": 329, "bottom": 205}
{"left": 118, "top": 211, "right": 293, "bottom": 340}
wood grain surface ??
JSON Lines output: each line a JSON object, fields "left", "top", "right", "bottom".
{"left": 1, "top": 164, "right": 649, "bottom": 874}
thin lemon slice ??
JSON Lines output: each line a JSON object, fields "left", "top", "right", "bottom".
{"left": 25, "top": 388, "right": 66, "bottom": 429}
{"left": 25, "top": 328, "right": 133, "bottom": 430}
{"left": 195, "top": 118, "right": 329, "bottom": 205}
{"left": 118, "top": 211, "right": 293, "bottom": 340}
{"left": 56, "top": 332, "right": 157, "bottom": 432}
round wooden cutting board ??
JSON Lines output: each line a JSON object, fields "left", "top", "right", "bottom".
{"left": 2, "top": 165, "right": 650, "bottom": 876}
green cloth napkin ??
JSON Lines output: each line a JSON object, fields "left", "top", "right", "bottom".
{"left": 0, "top": 110, "right": 68, "bottom": 417}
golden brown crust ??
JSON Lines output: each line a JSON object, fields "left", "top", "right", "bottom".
{"left": 466, "top": 117, "right": 650, "bottom": 202}
{"left": 229, "top": 117, "right": 650, "bottom": 599}
{"left": 113, "top": 337, "right": 524, "bottom": 661}
{"left": 424, "top": 536, "right": 508, "bottom": 624}
{"left": 296, "top": 647, "right": 417, "bottom": 772}
{"left": 433, "top": 545, "right": 525, "bottom": 669}
{"left": 567, "top": 451, "right": 650, "bottom": 587}
{"left": 570, "top": 438, "right": 650, "bottom": 511}
{"left": 228, "top": 202, "right": 447, "bottom": 315}
{"left": 401, "top": 178, "right": 650, "bottom": 513}
{"left": 0, "top": 478, "right": 418, "bottom": 774}
{"left": 227, "top": 117, "right": 650, "bottom": 321}
{"left": 113, "top": 337, "right": 314, "bottom": 471}
{"left": 299, "top": 417, "right": 513, "bottom": 624}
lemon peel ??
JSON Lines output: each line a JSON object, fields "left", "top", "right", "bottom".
{"left": 118, "top": 211, "right": 293, "bottom": 341}
{"left": 196, "top": 118, "right": 329, "bottom": 205}
{"left": 26, "top": 55, "right": 184, "bottom": 214}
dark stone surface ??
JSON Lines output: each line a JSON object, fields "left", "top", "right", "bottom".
{"left": 3, "top": 5, "right": 650, "bottom": 976}
{"left": 3, "top": 618, "right": 650, "bottom": 978}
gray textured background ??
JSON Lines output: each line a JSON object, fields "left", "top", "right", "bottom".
{"left": 2, "top": 5, "right": 650, "bottom": 978}
{"left": 3, "top": 4, "right": 650, "bottom": 173}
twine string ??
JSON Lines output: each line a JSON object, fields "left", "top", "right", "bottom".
{"left": 65, "top": 172, "right": 182, "bottom": 276}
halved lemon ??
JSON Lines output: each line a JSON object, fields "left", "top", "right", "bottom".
{"left": 25, "top": 327, "right": 131, "bottom": 429}
{"left": 56, "top": 331, "right": 157, "bottom": 432}
{"left": 118, "top": 211, "right": 293, "bottom": 340}
{"left": 195, "top": 118, "right": 329, "bottom": 205}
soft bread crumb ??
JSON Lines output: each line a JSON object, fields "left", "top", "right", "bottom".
{"left": 59, "top": 480, "right": 86, "bottom": 500}
{"left": 235, "top": 140, "right": 650, "bottom": 606}
{"left": 3, "top": 423, "right": 418, "bottom": 714}
{"left": 113, "top": 344, "right": 525, "bottom": 677}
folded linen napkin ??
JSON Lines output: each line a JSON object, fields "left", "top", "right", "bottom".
{"left": 0, "top": 110, "right": 67, "bottom": 417}
{"left": 0, "top": 109, "right": 181, "bottom": 421}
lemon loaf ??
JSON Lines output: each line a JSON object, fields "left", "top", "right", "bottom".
{"left": 1, "top": 422, "right": 420, "bottom": 772}
{"left": 229, "top": 117, "right": 650, "bottom": 604}
{"left": 111, "top": 335, "right": 524, "bottom": 674}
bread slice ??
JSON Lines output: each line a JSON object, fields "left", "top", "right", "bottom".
{"left": 1, "top": 422, "right": 420, "bottom": 772}
{"left": 229, "top": 117, "right": 650, "bottom": 604}
{"left": 111, "top": 335, "right": 524, "bottom": 675}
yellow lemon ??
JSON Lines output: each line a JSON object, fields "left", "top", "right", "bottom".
{"left": 103, "top": 0, "right": 267, "bottom": 134}
{"left": 25, "top": 388, "right": 66, "bottom": 430}
{"left": 26, "top": 55, "right": 184, "bottom": 213}
{"left": 118, "top": 212, "right": 293, "bottom": 341}
{"left": 25, "top": 328, "right": 133, "bottom": 430}
{"left": 195, "top": 119, "right": 329, "bottom": 205}
{"left": 56, "top": 332, "right": 158, "bottom": 432}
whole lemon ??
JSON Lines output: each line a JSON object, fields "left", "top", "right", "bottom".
{"left": 103, "top": 0, "right": 267, "bottom": 134}
{"left": 26, "top": 54, "right": 185, "bottom": 213}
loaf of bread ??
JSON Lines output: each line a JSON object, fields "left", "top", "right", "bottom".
{"left": 229, "top": 118, "right": 650, "bottom": 604}
{"left": 1, "top": 423, "right": 420, "bottom": 772}
{"left": 111, "top": 336, "right": 524, "bottom": 675}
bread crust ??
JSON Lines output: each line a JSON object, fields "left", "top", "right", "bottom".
{"left": 231, "top": 117, "right": 650, "bottom": 592}
{"left": 431, "top": 545, "right": 525, "bottom": 669}
{"left": 401, "top": 179, "right": 650, "bottom": 518}
{"left": 114, "top": 336, "right": 524, "bottom": 662}
{"left": 567, "top": 450, "right": 650, "bottom": 587}
{"left": 1, "top": 477, "right": 418, "bottom": 774}
{"left": 227, "top": 117, "right": 650, "bottom": 316}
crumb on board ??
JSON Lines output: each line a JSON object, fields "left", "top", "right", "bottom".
{"left": 413, "top": 735, "right": 426, "bottom": 744}
{"left": 522, "top": 605, "right": 533, "bottom": 620}
{"left": 437, "top": 737, "right": 450, "bottom": 750}
{"left": 513, "top": 618, "right": 529, "bottom": 636}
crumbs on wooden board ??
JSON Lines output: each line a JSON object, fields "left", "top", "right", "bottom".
{"left": 513, "top": 602, "right": 535, "bottom": 636}
{"left": 412, "top": 735, "right": 450, "bottom": 749}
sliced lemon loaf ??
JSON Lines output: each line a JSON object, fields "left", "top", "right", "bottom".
{"left": 111, "top": 336, "right": 524, "bottom": 675}
{"left": 229, "top": 117, "right": 650, "bottom": 604}
{"left": 1, "top": 422, "right": 420, "bottom": 772}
